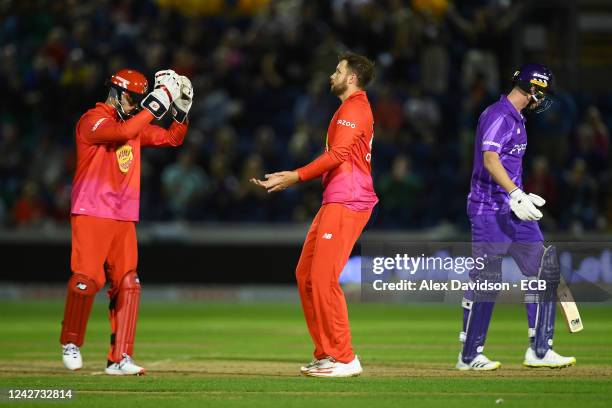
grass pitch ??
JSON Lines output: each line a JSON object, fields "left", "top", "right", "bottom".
{"left": 1, "top": 300, "right": 611, "bottom": 407}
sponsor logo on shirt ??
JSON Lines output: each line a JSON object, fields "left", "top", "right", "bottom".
{"left": 337, "top": 119, "right": 356, "bottom": 128}
{"left": 116, "top": 144, "right": 134, "bottom": 173}
{"left": 510, "top": 143, "right": 527, "bottom": 154}
{"left": 483, "top": 140, "right": 501, "bottom": 148}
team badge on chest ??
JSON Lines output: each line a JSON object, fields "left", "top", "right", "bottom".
{"left": 116, "top": 144, "right": 134, "bottom": 173}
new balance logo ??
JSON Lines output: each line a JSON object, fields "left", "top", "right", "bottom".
{"left": 76, "top": 283, "right": 87, "bottom": 290}
{"left": 322, "top": 233, "right": 333, "bottom": 240}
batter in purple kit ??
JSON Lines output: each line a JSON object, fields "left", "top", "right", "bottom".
{"left": 456, "top": 64, "right": 576, "bottom": 371}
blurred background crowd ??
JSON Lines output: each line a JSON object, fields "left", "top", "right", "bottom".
{"left": 1, "top": 0, "right": 611, "bottom": 233}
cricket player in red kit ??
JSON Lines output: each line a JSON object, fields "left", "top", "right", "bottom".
{"left": 60, "top": 68, "right": 193, "bottom": 375}
{"left": 251, "top": 52, "right": 377, "bottom": 377}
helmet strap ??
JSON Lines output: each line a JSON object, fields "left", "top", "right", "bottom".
{"left": 109, "top": 87, "right": 132, "bottom": 121}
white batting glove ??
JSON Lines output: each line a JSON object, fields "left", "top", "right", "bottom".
{"left": 509, "top": 188, "right": 545, "bottom": 221}
{"left": 527, "top": 192, "right": 546, "bottom": 207}
{"left": 172, "top": 75, "right": 193, "bottom": 123}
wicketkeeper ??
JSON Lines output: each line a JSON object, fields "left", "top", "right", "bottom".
{"left": 59, "top": 68, "right": 193, "bottom": 375}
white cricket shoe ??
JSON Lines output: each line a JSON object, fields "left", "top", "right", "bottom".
{"left": 523, "top": 347, "right": 576, "bottom": 368}
{"left": 300, "top": 358, "right": 320, "bottom": 373}
{"left": 456, "top": 353, "right": 501, "bottom": 371}
{"left": 62, "top": 343, "right": 83, "bottom": 371}
{"left": 105, "top": 353, "right": 146, "bottom": 376}
{"left": 303, "top": 356, "right": 363, "bottom": 377}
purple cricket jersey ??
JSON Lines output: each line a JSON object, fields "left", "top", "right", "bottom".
{"left": 467, "top": 95, "right": 527, "bottom": 216}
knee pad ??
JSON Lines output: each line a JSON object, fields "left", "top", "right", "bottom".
{"left": 471, "top": 256, "right": 503, "bottom": 302}
{"left": 538, "top": 245, "right": 560, "bottom": 297}
{"left": 120, "top": 270, "right": 141, "bottom": 290}
{"left": 67, "top": 273, "right": 99, "bottom": 296}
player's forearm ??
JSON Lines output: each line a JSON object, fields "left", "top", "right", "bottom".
{"left": 142, "top": 121, "right": 188, "bottom": 147}
{"left": 85, "top": 110, "right": 154, "bottom": 144}
{"left": 296, "top": 151, "right": 343, "bottom": 181}
{"left": 483, "top": 151, "right": 517, "bottom": 193}
{"left": 166, "top": 121, "right": 188, "bottom": 146}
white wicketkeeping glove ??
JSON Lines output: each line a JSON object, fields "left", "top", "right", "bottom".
{"left": 509, "top": 188, "right": 546, "bottom": 221}
{"left": 141, "top": 69, "right": 182, "bottom": 119}
{"left": 172, "top": 75, "right": 193, "bottom": 123}
{"left": 154, "top": 69, "right": 181, "bottom": 101}
{"left": 154, "top": 69, "right": 175, "bottom": 88}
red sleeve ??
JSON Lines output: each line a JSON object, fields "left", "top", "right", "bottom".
{"left": 296, "top": 104, "right": 363, "bottom": 182}
{"left": 140, "top": 120, "right": 188, "bottom": 147}
{"left": 81, "top": 109, "right": 154, "bottom": 144}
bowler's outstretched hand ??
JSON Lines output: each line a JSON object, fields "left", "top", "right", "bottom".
{"left": 250, "top": 171, "right": 299, "bottom": 193}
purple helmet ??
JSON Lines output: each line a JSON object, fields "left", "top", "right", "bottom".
{"left": 512, "top": 63, "right": 554, "bottom": 113}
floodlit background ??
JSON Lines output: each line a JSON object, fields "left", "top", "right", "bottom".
{"left": 1, "top": 2, "right": 611, "bottom": 406}
{"left": 0, "top": 0, "right": 610, "bottom": 285}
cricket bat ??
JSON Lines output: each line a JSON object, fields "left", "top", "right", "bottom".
{"left": 558, "top": 276, "right": 583, "bottom": 333}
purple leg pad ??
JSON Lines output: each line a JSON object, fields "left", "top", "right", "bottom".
{"left": 461, "top": 301, "right": 495, "bottom": 363}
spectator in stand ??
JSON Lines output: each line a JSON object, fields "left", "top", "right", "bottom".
{"left": 161, "top": 150, "right": 209, "bottom": 220}
{"left": 562, "top": 159, "right": 599, "bottom": 233}
{"left": 584, "top": 105, "right": 610, "bottom": 157}
{"left": 0, "top": 0, "right": 610, "bottom": 231}
{"left": 374, "top": 84, "right": 404, "bottom": 134}
{"left": 11, "top": 180, "right": 47, "bottom": 228}
{"left": 378, "top": 155, "right": 423, "bottom": 228}
{"left": 524, "top": 156, "right": 559, "bottom": 228}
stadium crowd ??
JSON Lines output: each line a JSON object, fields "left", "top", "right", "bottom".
{"left": 1, "top": 0, "right": 610, "bottom": 232}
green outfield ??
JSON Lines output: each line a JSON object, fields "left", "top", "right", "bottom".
{"left": 1, "top": 300, "right": 611, "bottom": 407}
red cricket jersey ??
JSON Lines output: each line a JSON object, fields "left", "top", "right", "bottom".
{"left": 297, "top": 90, "right": 378, "bottom": 211}
{"left": 71, "top": 103, "right": 188, "bottom": 222}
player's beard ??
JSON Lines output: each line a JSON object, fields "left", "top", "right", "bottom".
{"left": 330, "top": 76, "right": 348, "bottom": 96}
{"left": 526, "top": 96, "right": 542, "bottom": 112}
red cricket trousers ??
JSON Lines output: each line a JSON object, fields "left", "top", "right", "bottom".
{"left": 66, "top": 215, "right": 140, "bottom": 362}
{"left": 71, "top": 214, "right": 138, "bottom": 289}
{"left": 295, "top": 203, "right": 371, "bottom": 363}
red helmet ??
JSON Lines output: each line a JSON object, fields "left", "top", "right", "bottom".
{"left": 107, "top": 69, "right": 148, "bottom": 119}
{"left": 109, "top": 69, "right": 148, "bottom": 94}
